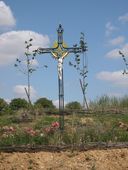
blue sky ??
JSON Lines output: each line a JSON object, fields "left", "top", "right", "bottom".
{"left": 0, "top": 0, "right": 128, "bottom": 106}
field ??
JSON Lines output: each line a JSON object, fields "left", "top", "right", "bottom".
{"left": 0, "top": 109, "right": 128, "bottom": 146}
{"left": 0, "top": 104, "right": 128, "bottom": 169}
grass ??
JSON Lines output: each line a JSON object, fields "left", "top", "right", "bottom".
{"left": 34, "top": 115, "right": 59, "bottom": 129}
{"left": 0, "top": 115, "right": 13, "bottom": 126}
{"left": 0, "top": 110, "right": 128, "bottom": 146}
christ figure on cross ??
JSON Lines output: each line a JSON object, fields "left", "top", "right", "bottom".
{"left": 57, "top": 57, "right": 63, "bottom": 80}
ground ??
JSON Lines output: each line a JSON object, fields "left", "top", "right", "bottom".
{"left": 0, "top": 148, "right": 128, "bottom": 170}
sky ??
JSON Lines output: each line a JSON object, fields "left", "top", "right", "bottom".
{"left": 0, "top": 0, "right": 128, "bottom": 106}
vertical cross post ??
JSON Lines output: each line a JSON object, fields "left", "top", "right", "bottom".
{"left": 36, "top": 24, "right": 87, "bottom": 131}
{"left": 58, "top": 68, "right": 64, "bottom": 130}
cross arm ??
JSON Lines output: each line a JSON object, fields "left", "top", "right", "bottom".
{"left": 63, "top": 39, "right": 87, "bottom": 54}
{"left": 35, "top": 47, "right": 55, "bottom": 54}
{"left": 33, "top": 44, "right": 59, "bottom": 55}
{"left": 64, "top": 47, "right": 85, "bottom": 54}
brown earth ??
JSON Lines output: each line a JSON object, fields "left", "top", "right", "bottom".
{"left": 0, "top": 148, "right": 128, "bottom": 170}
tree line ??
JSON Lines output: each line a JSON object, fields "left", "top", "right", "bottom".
{"left": 0, "top": 97, "right": 82, "bottom": 114}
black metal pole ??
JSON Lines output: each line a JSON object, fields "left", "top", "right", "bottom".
{"left": 58, "top": 68, "right": 64, "bottom": 131}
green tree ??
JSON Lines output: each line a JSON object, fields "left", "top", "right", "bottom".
{"left": 65, "top": 101, "right": 82, "bottom": 110}
{"left": 15, "top": 39, "right": 48, "bottom": 105}
{"left": 0, "top": 98, "right": 8, "bottom": 111}
{"left": 10, "top": 98, "right": 28, "bottom": 110}
{"left": 69, "top": 33, "right": 88, "bottom": 109}
{"left": 34, "top": 98, "right": 55, "bottom": 109}
{"left": 14, "top": 39, "right": 35, "bottom": 105}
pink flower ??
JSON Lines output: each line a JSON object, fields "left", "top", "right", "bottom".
{"left": 24, "top": 127, "right": 37, "bottom": 136}
{"left": 44, "top": 127, "right": 53, "bottom": 134}
{"left": 44, "top": 122, "right": 60, "bottom": 135}
{"left": 2, "top": 126, "right": 16, "bottom": 133}
{"left": 51, "top": 122, "right": 59, "bottom": 128}
{"left": 9, "top": 126, "right": 15, "bottom": 132}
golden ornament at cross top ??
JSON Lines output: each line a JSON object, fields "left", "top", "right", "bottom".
{"left": 51, "top": 41, "right": 69, "bottom": 59}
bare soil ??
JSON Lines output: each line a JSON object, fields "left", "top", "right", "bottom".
{"left": 0, "top": 148, "right": 128, "bottom": 170}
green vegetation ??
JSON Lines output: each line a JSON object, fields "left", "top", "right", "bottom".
{"left": 34, "top": 98, "right": 55, "bottom": 109}
{"left": 0, "top": 96, "right": 128, "bottom": 147}
{"left": 89, "top": 95, "right": 128, "bottom": 111}
{"left": 65, "top": 101, "right": 82, "bottom": 110}
{"left": 0, "top": 98, "right": 8, "bottom": 112}
{"left": 0, "top": 112, "right": 128, "bottom": 146}
{"left": 10, "top": 98, "right": 28, "bottom": 110}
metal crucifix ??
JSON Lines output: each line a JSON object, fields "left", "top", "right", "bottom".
{"left": 36, "top": 24, "right": 87, "bottom": 131}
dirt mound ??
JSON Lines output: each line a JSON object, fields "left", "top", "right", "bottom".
{"left": 0, "top": 148, "right": 128, "bottom": 170}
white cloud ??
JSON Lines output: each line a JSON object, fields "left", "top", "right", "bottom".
{"left": 97, "top": 70, "right": 128, "bottom": 87}
{"left": 13, "top": 85, "right": 37, "bottom": 99}
{"left": 0, "top": 1, "right": 16, "bottom": 27}
{"left": 106, "top": 43, "right": 128, "bottom": 59}
{"left": 53, "top": 100, "right": 59, "bottom": 108}
{"left": 105, "top": 48, "right": 120, "bottom": 58}
{"left": 5, "top": 98, "right": 11, "bottom": 104}
{"left": 0, "top": 30, "right": 50, "bottom": 66}
{"left": 108, "top": 36, "right": 125, "bottom": 46}
{"left": 53, "top": 99, "right": 67, "bottom": 108}
{"left": 118, "top": 13, "right": 128, "bottom": 23}
{"left": 121, "top": 43, "right": 128, "bottom": 56}
{"left": 105, "top": 22, "right": 118, "bottom": 36}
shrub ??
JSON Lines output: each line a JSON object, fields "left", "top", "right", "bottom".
{"left": 65, "top": 101, "right": 82, "bottom": 110}
{"left": 0, "top": 98, "right": 8, "bottom": 112}
{"left": 9, "top": 98, "right": 28, "bottom": 110}
{"left": 34, "top": 98, "right": 55, "bottom": 109}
